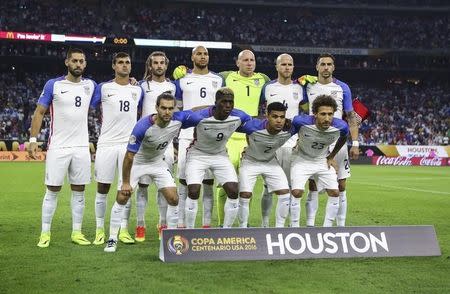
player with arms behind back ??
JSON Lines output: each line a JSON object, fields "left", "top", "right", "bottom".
{"left": 30, "top": 48, "right": 96, "bottom": 247}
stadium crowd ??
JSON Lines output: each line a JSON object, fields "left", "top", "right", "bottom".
{"left": 1, "top": 72, "right": 448, "bottom": 146}
{"left": 0, "top": 1, "right": 447, "bottom": 49}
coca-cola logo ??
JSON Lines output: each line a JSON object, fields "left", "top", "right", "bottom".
{"left": 375, "top": 156, "right": 413, "bottom": 166}
{"left": 419, "top": 157, "right": 444, "bottom": 166}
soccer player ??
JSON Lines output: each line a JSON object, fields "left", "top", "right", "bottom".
{"left": 136, "top": 51, "right": 176, "bottom": 241}
{"left": 290, "top": 95, "right": 349, "bottom": 227}
{"left": 237, "top": 102, "right": 293, "bottom": 228}
{"left": 30, "top": 48, "right": 96, "bottom": 247}
{"left": 104, "top": 93, "right": 191, "bottom": 252}
{"left": 183, "top": 87, "right": 251, "bottom": 228}
{"left": 175, "top": 45, "right": 223, "bottom": 228}
{"left": 259, "top": 53, "right": 303, "bottom": 227}
{"left": 216, "top": 50, "right": 270, "bottom": 226}
{"left": 302, "top": 53, "right": 360, "bottom": 227}
{"left": 91, "top": 52, "right": 144, "bottom": 245}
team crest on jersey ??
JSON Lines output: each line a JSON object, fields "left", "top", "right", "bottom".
{"left": 254, "top": 79, "right": 260, "bottom": 86}
{"left": 330, "top": 91, "right": 338, "bottom": 99}
{"left": 212, "top": 81, "right": 218, "bottom": 88}
{"left": 132, "top": 92, "right": 137, "bottom": 101}
{"left": 293, "top": 92, "right": 299, "bottom": 100}
{"left": 84, "top": 86, "right": 91, "bottom": 96}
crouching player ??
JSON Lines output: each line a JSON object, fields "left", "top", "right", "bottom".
{"left": 237, "top": 102, "right": 293, "bottom": 228}
{"left": 290, "top": 95, "right": 349, "bottom": 227}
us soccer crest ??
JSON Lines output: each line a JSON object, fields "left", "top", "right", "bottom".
{"left": 212, "top": 81, "right": 218, "bottom": 88}
{"left": 254, "top": 79, "right": 260, "bottom": 86}
{"left": 132, "top": 92, "right": 137, "bottom": 101}
{"left": 330, "top": 91, "right": 338, "bottom": 99}
{"left": 293, "top": 92, "right": 299, "bottom": 100}
{"left": 84, "top": 86, "right": 91, "bottom": 96}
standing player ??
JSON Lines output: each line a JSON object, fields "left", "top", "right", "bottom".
{"left": 302, "top": 54, "right": 359, "bottom": 227}
{"left": 91, "top": 52, "right": 144, "bottom": 245}
{"left": 175, "top": 46, "right": 223, "bottom": 228}
{"left": 104, "top": 93, "right": 191, "bottom": 252}
{"left": 183, "top": 87, "right": 251, "bottom": 228}
{"left": 259, "top": 53, "right": 303, "bottom": 227}
{"left": 30, "top": 48, "right": 96, "bottom": 247}
{"left": 216, "top": 50, "right": 270, "bottom": 226}
{"left": 135, "top": 51, "right": 176, "bottom": 242}
{"left": 290, "top": 95, "right": 349, "bottom": 227}
{"left": 237, "top": 102, "right": 293, "bottom": 228}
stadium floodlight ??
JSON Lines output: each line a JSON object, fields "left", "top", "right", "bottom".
{"left": 134, "top": 38, "right": 232, "bottom": 49}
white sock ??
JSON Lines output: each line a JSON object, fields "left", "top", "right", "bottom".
{"left": 120, "top": 197, "right": 131, "bottom": 230}
{"left": 260, "top": 186, "right": 273, "bottom": 227}
{"left": 336, "top": 191, "right": 347, "bottom": 227}
{"left": 109, "top": 201, "right": 124, "bottom": 241}
{"left": 166, "top": 205, "right": 179, "bottom": 229}
{"left": 323, "top": 196, "right": 340, "bottom": 227}
{"left": 305, "top": 191, "right": 319, "bottom": 227}
{"left": 157, "top": 191, "right": 168, "bottom": 225}
{"left": 95, "top": 192, "right": 107, "bottom": 229}
{"left": 177, "top": 184, "right": 188, "bottom": 226}
{"left": 289, "top": 196, "right": 301, "bottom": 227}
{"left": 41, "top": 189, "right": 58, "bottom": 232}
{"left": 275, "top": 193, "right": 290, "bottom": 228}
{"left": 238, "top": 197, "right": 250, "bottom": 228}
{"left": 223, "top": 198, "right": 239, "bottom": 228}
{"left": 71, "top": 191, "right": 85, "bottom": 232}
{"left": 202, "top": 184, "right": 214, "bottom": 226}
{"left": 136, "top": 186, "right": 148, "bottom": 227}
{"left": 184, "top": 197, "right": 198, "bottom": 228}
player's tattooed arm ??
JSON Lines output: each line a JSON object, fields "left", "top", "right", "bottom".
{"left": 346, "top": 110, "right": 360, "bottom": 160}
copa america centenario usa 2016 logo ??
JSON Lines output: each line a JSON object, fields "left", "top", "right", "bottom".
{"left": 167, "top": 235, "right": 190, "bottom": 255}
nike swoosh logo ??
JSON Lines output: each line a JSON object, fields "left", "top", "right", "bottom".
{"left": 107, "top": 94, "right": 115, "bottom": 97}
{"left": 146, "top": 90, "right": 152, "bottom": 93}
{"left": 61, "top": 91, "right": 68, "bottom": 94}
{"left": 304, "top": 134, "right": 311, "bottom": 137}
{"left": 233, "top": 79, "right": 239, "bottom": 82}
{"left": 270, "top": 94, "right": 276, "bottom": 96}
{"left": 187, "top": 82, "right": 194, "bottom": 85}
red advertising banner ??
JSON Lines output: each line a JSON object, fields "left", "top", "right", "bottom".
{"left": 0, "top": 31, "right": 52, "bottom": 41}
{"left": 372, "top": 156, "right": 449, "bottom": 166}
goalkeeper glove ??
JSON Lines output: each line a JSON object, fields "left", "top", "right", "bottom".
{"left": 172, "top": 65, "right": 189, "bottom": 80}
{"left": 297, "top": 75, "right": 318, "bottom": 86}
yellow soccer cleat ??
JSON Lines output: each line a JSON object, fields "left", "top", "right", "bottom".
{"left": 119, "top": 229, "right": 135, "bottom": 244}
{"left": 37, "top": 232, "right": 51, "bottom": 248}
{"left": 71, "top": 231, "right": 91, "bottom": 245}
{"left": 93, "top": 228, "right": 105, "bottom": 245}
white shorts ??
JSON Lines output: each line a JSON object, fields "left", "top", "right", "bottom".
{"left": 185, "top": 149, "right": 237, "bottom": 186}
{"left": 45, "top": 147, "right": 91, "bottom": 186}
{"left": 138, "top": 143, "right": 174, "bottom": 185}
{"left": 239, "top": 157, "right": 289, "bottom": 193}
{"left": 177, "top": 138, "right": 213, "bottom": 181}
{"left": 129, "top": 159, "right": 176, "bottom": 191}
{"left": 290, "top": 155, "right": 338, "bottom": 191}
{"left": 94, "top": 144, "right": 127, "bottom": 189}
{"left": 333, "top": 144, "right": 351, "bottom": 180}
{"left": 275, "top": 146, "right": 294, "bottom": 183}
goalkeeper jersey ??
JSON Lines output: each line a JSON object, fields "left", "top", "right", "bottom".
{"left": 221, "top": 71, "right": 269, "bottom": 139}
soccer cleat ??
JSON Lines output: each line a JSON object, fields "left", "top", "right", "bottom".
{"left": 104, "top": 239, "right": 117, "bottom": 253}
{"left": 119, "top": 229, "right": 135, "bottom": 244}
{"left": 71, "top": 231, "right": 91, "bottom": 245}
{"left": 37, "top": 232, "right": 51, "bottom": 248}
{"left": 157, "top": 224, "right": 167, "bottom": 240}
{"left": 135, "top": 226, "right": 146, "bottom": 242}
{"left": 93, "top": 228, "right": 105, "bottom": 245}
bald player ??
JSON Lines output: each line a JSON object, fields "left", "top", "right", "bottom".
{"left": 259, "top": 53, "right": 304, "bottom": 227}
{"left": 216, "top": 50, "right": 270, "bottom": 226}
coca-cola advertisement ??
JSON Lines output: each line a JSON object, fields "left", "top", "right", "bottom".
{"left": 372, "top": 156, "right": 449, "bottom": 166}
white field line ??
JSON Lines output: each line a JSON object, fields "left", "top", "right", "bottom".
{"left": 352, "top": 181, "right": 450, "bottom": 195}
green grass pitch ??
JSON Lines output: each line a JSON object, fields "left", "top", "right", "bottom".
{"left": 1, "top": 163, "right": 449, "bottom": 293}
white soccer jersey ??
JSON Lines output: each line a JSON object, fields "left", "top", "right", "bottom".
{"left": 140, "top": 79, "right": 176, "bottom": 116}
{"left": 91, "top": 81, "right": 144, "bottom": 147}
{"left": 175, "top": 72, "right": 224, "bottom": 139}
{"left": 37, "top": 76, "right": 96, "bottom": 149}
{"left": 183, "top": 107, "right": 251, "bottom": 154}
{"left": 127, "top": 111, "right": 191, "bottom": 165}
{"left": 303, "top": 78, "right": 353, "bottom": 119}
{"left": 240, "top": 119, "right": 292, "bottom": 162}
{"left": 291, "top": 115, "right": 349, "bottom": 159}
{"left": 262, "top": 80, "right": 302, "bottom": 119}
